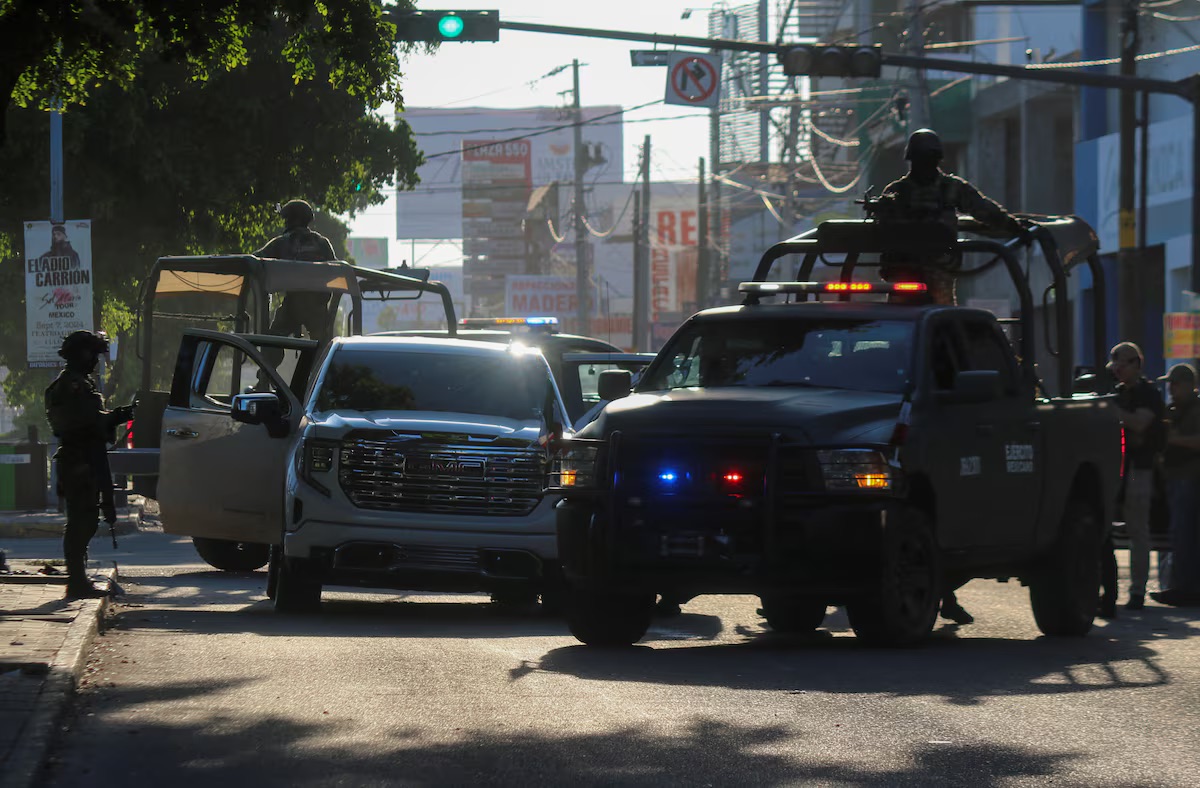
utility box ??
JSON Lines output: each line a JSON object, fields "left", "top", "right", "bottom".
{"left": 0, "top": 442, "right": 47, "bottom": 510}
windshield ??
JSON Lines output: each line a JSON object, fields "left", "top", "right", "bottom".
{"left": 639, "top": 318, "right": 914, "bottom": 394}
{"left": 314, "top": 348, "right": 552, "bottom": 421}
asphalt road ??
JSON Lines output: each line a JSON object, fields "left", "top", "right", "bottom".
{"left": 10, "top": 530, "right": 1200, "bottom": 787}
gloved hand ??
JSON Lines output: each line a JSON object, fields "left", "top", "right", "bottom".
{"left": 111, "top": 404, "right": 135, "bottom": 423}
{"left": 102, "top": 501, "right": 118, "bottom": 525}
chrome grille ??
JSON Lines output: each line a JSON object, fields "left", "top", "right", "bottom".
{"left": 338, "top": 438, "right": 546, "bottom": 516}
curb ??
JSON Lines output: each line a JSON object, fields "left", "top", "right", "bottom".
{"left": 0, "top": 568, "right": 116, "bottom": 788}
{"left": 0, "top": 510, "right": 142, "bottom": 540}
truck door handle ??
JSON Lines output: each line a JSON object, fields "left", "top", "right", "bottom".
{"left": 166, "top": 428, "right": 198, "bottom": 439}
{"left": 976, "top": 424, "right": 995, "bottom": 436}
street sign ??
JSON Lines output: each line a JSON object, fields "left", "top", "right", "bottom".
{"left": 664, "top": 52, "right": 721, "bottom": 108}
{"left": 630, "top": 50, "right": 670, "bottom": 67}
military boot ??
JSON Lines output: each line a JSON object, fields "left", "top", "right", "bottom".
{"left": 64, "top": 554, "right": 107, "bottom": 598}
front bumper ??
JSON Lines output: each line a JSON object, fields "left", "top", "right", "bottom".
{"left": 557, "top": 496, "right": 893, "bottom": 598}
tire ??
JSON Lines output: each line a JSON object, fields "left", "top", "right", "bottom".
{"left": 266, "top": 546, "right": 280, "bottom": 601}
{"left": 567, "top": 590, "right": 655, "bottom": 646}
{"left": 1029, "top": 498, "right": 1101, "bottom": 637}
{"left": 192, "top": 537, "right": 270, "bottom": 572}
{"left": 846, "top": 508, "right": 941, "bottom": 647}
{"left": 759, "top": 596, "right": 827, "bottom": 633}
{"left": 273, "top": 556, "right": 322, "bottom": 614}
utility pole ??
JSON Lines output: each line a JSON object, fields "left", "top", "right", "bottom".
{"left": 698, "top": 157, "right": 709, "bottom": 308}
{"left": 905, "top": 0, "right": 930, "bottom": 130}
{"left": 632, "top": 189, "right": 643, "bottom": 349}
{"left": 50, "top": 110, "right": 63, "bottom": 222}
{"left": 1117, "top": 0, "right": 1140, "bottom": 343}
{"left": 638, "top": 135, "right": 652, "bottom": 350}
{"left": 572, "top": 59, "right": 590, "bottom": 335}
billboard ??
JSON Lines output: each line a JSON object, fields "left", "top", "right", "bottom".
{"left": 347, "top": 237, "right": 388, "bottom": 269}
{"left": 24, "top": 220, "right": 94, "bottom": 368}
{"left": 463, "top": 139, "right": 533, "bottom": 296}
{"left": 396, "top": 106, "right": 625, "bottom": 240}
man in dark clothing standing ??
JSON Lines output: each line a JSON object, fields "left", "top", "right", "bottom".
{"left": 44, "top": 331, "right": 134, "bottom": 598}
{"left": 1107, "top": 341, "right": 1166, "bottom": 612}
{"left": 255, "top": 199, "right": 338, "bottom": 346}
{"left": 874, "top": 128, "right": 1027, "bottom": 307}
{"left": 1151, "top": 363, "right": 1200, "bottom": 606}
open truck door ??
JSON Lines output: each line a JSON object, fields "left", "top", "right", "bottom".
{"left": 157, "top": 330, "right": 318, "bottom": 570}
{"left": 109, "top": 255, "right": 456, "bottom": 500}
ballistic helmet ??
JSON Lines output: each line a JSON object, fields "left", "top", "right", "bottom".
{"left": 904, "top": 128, "right": 944, "bottom": 162}
{"left": 279, "top": 199, "right": 315, "bottom": 228}
{"left": 58, "top": 330, "right": 109, "bottom": 360}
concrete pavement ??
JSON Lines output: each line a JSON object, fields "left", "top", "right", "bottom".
{"left": 0, "top": 499, "right": 139, "bottom": 788}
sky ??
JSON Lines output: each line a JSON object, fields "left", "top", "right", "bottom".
{"left": 348, "top": 0, "right": 718, "bottom": 268}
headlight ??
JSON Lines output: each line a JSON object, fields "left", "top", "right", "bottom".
{"left": 817, "top": 449, "right": 896, "bottom": 492}
{"left": 301, "top": 438, "right": 338, "bottom": 496}
{"left": 551, "top": 442, "right": 603, "bottom": 490}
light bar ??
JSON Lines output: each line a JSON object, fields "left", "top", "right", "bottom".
{"left": 460, "top": 316, "right": 560, "bottom": 327}
{"left": 739, "top": 281, "right": 928, "bottom": 296}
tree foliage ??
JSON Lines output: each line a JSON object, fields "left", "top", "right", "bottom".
{"left": 0, "top": 15, "right": 422, "bottom": 432}
{"left": 0, "top": 0, "right": 414, "bottom": 145}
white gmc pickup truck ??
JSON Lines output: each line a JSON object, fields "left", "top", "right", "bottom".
{"left": 156, "top": 331, "right": 572, "bottom": 612}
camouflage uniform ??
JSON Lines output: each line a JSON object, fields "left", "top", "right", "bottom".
{"left": 875, "top": 171, "right": 1023, "bottom": 306}
{"left": 255, "top": 226, "right": 339, "bottom": 345}
{"left": 45, "top": 364, "right": 128, "bottom": 592}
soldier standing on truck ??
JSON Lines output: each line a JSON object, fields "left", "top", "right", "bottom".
{"left": 1108, "top": 341, "right": 1166, "bottom": 611}
{"left": 45, "top": 331, "right": 135, "bottom": 598}
{"left": 256, "top": 199, "right": 338, "bottom": 347}
{"left": 874, "top": 128, "right": 1028, "bottom": 307}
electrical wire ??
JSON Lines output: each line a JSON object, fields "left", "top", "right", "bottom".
{"left": 1147, "top": 10, "right": 1200, "bottom": 21}
{"left": 582, "top": 184, "right": 638, "bottom": 238}
{"left": 1025, "top": 41, "right": 1200, "bottom": 68}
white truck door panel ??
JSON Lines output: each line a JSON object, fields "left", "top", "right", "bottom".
{"left": 158, "top": 331, "right": 313, "bottom": 544}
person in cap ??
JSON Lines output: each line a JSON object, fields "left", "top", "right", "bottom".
{"left": 44, "top": 331, "right": 135, "bottom": 598}
{"left": 1150, "top": 363, "right": 1200, "bottom": 606}
{"left": 255, "top": 200, "right": 339, "bottom": 366}
{"left": 1107, "top": 341, "right": 1167, "bottom": 611}
{"left": 874, "top": 128, "right": 1028, "bottom": 306}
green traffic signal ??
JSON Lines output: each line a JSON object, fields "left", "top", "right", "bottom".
{"left": 437, "top": 13, "right": 465, "bottom": 38}
{"left": 392, "top": 9, "right": 500, "bottom": 43}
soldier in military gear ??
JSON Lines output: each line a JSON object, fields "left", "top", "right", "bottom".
{"left": 256, "top": 200, "right": 338, "bottom": 357}
{"left": 874, "top": 128, "right": 1027, "bottom": 306}
{"left": 45, "top": 331, "right": 135, "bottom": 598}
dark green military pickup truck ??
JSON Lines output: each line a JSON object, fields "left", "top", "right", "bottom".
{"left": 552, "top": 217, "right": 1123, "bottom": 647}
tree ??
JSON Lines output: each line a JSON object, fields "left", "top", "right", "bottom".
{"left": 0, "top": 17, "right": 422, "bottom": 430}
{"left": 0, "top": 0, "right": 411, "bottom": 146}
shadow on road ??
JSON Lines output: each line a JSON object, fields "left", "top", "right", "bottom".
{"left": 50, "top": 680, "right": 1092, "bottom": 788}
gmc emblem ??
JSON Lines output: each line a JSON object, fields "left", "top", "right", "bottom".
{"left": 406, "top": 457, "right": 486, "bottom": 476}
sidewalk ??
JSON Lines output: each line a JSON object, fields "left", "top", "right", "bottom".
{"left": 0, "top": 554, "right": 120, "bottom": 788}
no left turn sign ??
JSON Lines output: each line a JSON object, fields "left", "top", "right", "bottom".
{"left": 664, "top": 52, "right": 722, "bottom": 108}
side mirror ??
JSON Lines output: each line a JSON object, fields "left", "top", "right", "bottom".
{"left": 938, "top": 370, "right": 1002, "bottom": 404}
{"left": 598, "top": 369, "right": 633, "bottom": 401}
{"left": 231, "top": 393, "right": 289, "bottom": 438}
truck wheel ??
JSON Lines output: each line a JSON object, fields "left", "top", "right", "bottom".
{"left": 273, "top": 556, "right": 322, "bottom": 613}
{"left": 192, "top": 537, "right": 270, "bottom": 572}
{"left": 758, "top": 596, "right": 827, "bottom": 633}
{"left": 1029, "top": 498, "right": 1101, "bottom": 637}
{"left": 567, "top": 590, "right": 655, "bottom": 646}
{"left": 846, "top": 509, "right": 940, "bottom": 647}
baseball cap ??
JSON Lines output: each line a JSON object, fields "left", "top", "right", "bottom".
{"left": 1107, "top": 341, "right": 1144, "bottom": 370}
{"left": 1158, "top": 363, "right": 1197, "bottom": 385}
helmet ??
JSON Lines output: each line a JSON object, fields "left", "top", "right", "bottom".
{"left": 904, "top": 128, "right": 943, "bottom": 162}
{"left": 279, "top": 199, "right": 315, "bottom": 228}
{"left": 58, "top": 330, "right": 109, "bottom": 360}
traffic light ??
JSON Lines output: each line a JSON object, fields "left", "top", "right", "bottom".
{"left": 778, "top": 44, "right": 883, "bottom": 78}
{"left": 392, "top": 10, "right": 500, "bottom": 43}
